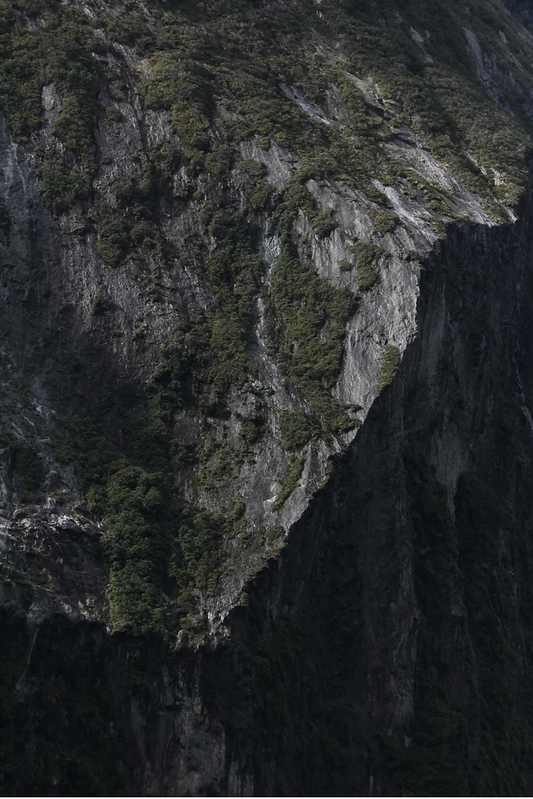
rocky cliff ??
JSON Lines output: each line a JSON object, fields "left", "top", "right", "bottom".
{"left": 2, "top": 0, "right": 533, "bottom": 794}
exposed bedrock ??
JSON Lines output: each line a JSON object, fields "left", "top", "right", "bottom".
{"left": 3, "top": 189, "right": 533, "bottom": 796}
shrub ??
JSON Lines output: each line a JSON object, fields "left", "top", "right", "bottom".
{"left": 240, "top": 415, "right": 266, "bottom": 446}
{"left": 97, "top": 212, "right": 131, "bottom": 267}
{"left": 372, "top": 209, "right": 398, "bottom": 235}
{"left": 269, "top": 234, "right": 357, "bottom": 438}
{"left": 273, "top": 456, "right": 304, "bottom": 511}
{"left": 351, "top": 242, "right": 382, "bottom": 291}
{"left": 358, "top": 261, "right": 377, "bottom": 291}
{"left": 40, "top": 159, "right": 90, "bottom": 217}
{"left": 91, "top": 291, "right": 108, "bottom": 316}
{"left": 176, "top": 509, "right": 225, "bottom": 595}
{"left": 313, "top": 208, "right": 338, "bottom": 239}
{"left": 377, "top": 345, "right": 401, "bottom": 394}
{"left": 279, "top": 410, "right": 319, "bottom": 451}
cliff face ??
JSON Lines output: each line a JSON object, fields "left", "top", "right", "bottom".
{"left": 503, "top": 0, "right": 533, "bottom": 23}
{"left": 2, "top": 0, "right": 533, "bottom": 795}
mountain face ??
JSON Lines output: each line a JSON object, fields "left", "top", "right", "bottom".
{"left": 2, "top": 0, "right": 533, "bottom": 794}
{"left": 503, "top": 0, "right": 533, "bottom": 23}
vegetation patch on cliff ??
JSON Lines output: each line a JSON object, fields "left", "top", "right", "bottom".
{"left": 273, "top": 455, "right": 304, "bottom": 511}
{"left": 377, "top": 345, "right": 401, "bottom": 394}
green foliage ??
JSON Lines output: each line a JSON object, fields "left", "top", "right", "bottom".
{"left": 324, "top": 0, "right": 532, "bottom": 204}
{"left": 48, "top": 401, "right": 227, "bottom": 636}
{"left": 249, "top": 180, "right": 274, "bottom": 211}
{"left": 102, "top": 7, "right": 155, "bottom": 51}
{"left": 358, "top": 261, "right": 377, "bottom": 292}
{"left": 0, "top": 2, "right": 102, "bottom": 213}
{"left": 39, "top": 159, "right": 90, "bottom": 217}
{"left": 103, "top": 465, "right": 170, "bottom": 634}
{"left": 377, "top": 345, "right": 401, "bottom": 394}
{"left": 104, "top": 105, "right": 124, "bottom": 124}
{"left": 313, "top": 208, "right": 338, "bottom": 239}
{"left": 63, "top": 422, "right": 121, "bottom": 498}
{"left": 271, "top": 176, "right": 315, "bottom": 229}
{"left": 124, "top": 208, "right": 263, "bottom": 407}
{"left": 134, "top": 0, "right": 394, "bottom": 197}
{"left": 142, "top": 53, "right": 214, "bottom": 160}
{"left": 97, "top": 211, "right": 131, "bottom": 267}
{"left": 269, "top": 232, "right": 357, "bottom": 439}
{"left": 279, "top": 410, "right": 319, "bottom": 451}
{"left": 351, "top": 241, "right": 382, "bottom": 292}
{"left": 236, "top": 159, "right": 274, "bottom": 212}
{"left": 202, "top": 210, "right": 264, "bottom": 397}
{"left": 268, "top": 178, "right": 359, "bottom": 440}
{"left": 240, "top": 415, "right": 266, "bottom": 447}
{"left": 144, "top": 209, "right": 264, "bottom": 408}
{"left": 205, "top": 144, "right": 234, "bottom": 177}
{"left": 150, "top": 324, "right": 207, "bottom": 416}
{"left": 132, "top": 323, "right": 147, "bottom": 340}
{"left": 371, "top": 209, "right": 398, "bottom": 235}
{"left": 273, "top": 456, "right": 303, "bottom": 511}
{"left": 174, "top": 509, "right": 225, "bottom": 595}
{"left": 7, "top": 0, "right": 533, "bottom": 658}
{"left": 91, "top": 291, "right": 108, "bottom": 316}
{"left": 140, "top": 0, "right": 333, "bottom": 162}
{"left": 2, "top": 0, "right": 532, "bottom": 227}
{"left": 230, "top": 498, "right": 246, "bottom": 522}
{"left": 48, "top": 418, "right": 171, "bottom": 634}
{"left": 97, "top": 157, "right": 169, "bottom": 267}
{"left": 47, "top": 428, "right": 77, "bottom": 465}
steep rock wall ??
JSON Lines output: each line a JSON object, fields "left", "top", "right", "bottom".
{"left": 4, "top": 184, "right": 533, "bottom": 796}
{"left": 2, "top": 0, "right": 533, "bottom": 795}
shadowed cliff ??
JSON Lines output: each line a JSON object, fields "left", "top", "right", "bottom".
{"left": 2, "top": 0, "right": 533, "bottom": 794}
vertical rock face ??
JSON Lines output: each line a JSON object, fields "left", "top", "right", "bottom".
{"left": 2, "top": 0, "right": 533, "bottom": 794}
{"left": 8, "top": 205, "right": 533, "bottom": 797}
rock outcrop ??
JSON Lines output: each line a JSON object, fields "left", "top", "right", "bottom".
{"left": 2, "top": 0, "right": 533, "bottom": 794}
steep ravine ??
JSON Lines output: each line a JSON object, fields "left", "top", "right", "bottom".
{"left": 3, "top": 179, "right": 533, "bottom": 796}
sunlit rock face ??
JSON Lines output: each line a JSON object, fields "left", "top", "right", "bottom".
{"left": 2, "top": 0, "right": 533, "bottom": 794}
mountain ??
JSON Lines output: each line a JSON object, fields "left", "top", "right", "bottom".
{"left": 2, "top": 0, "right": 533, "bottom": 794}
{"left": 503, "top": 0, "right": 533, "bottom": 23}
